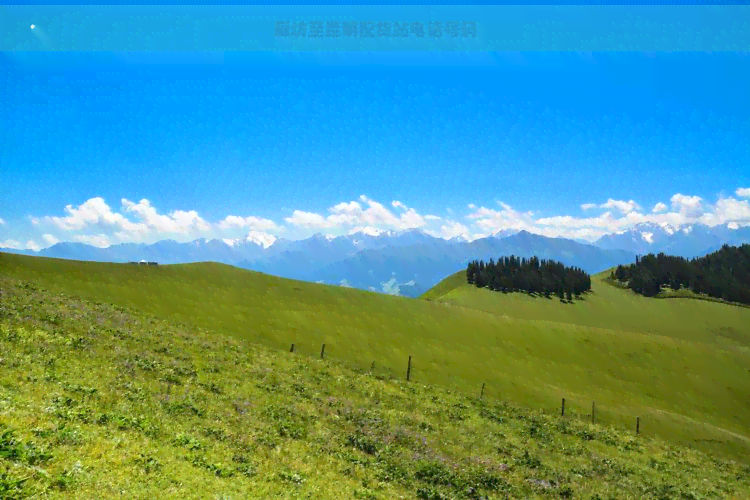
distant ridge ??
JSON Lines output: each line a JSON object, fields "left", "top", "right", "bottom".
{"left": 3, "top": 222, "right": 749, "bottom": 297}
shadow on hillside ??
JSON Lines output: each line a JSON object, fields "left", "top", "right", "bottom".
{"left": 492, "top": 289, "right": 593, "bottom": 304}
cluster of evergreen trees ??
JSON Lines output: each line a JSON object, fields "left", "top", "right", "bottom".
{"left": 611, "top": 243, "right": 750, "bottom": 304}
{"left": 466, "top": 256, "right": 592, "bottom": 300}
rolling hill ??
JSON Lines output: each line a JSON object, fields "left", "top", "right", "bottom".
{"left": 1, "top": 251, "right": 749, "bottom": 468}
{"left": 3, "top": 273, "right": 750, "bottom": 499}
{"left": 1, "top": 230, "right": 638, "bottom": 298}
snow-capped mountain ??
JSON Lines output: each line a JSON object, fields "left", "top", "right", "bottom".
{"left": 4, "top": 222, "right": 749, "bottom": 298}
{"left": 592, "top": 222, "right": 750, "bottom": 258}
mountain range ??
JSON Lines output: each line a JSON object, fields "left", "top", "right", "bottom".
{"left": 2, "top": 222, "right": 748, "bottom": 297}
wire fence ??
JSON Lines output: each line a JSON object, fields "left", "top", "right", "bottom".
{"left": 286, "top": 341, "right": 646, "bottom": 437}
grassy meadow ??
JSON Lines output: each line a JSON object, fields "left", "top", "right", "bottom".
{"left": 1, "top": 252, "right": 749, "bottom": 466}
{"left": 1, "top": 274, "right": 750, "bottom": 499}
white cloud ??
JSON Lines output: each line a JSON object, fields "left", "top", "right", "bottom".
{"left": 699, "top": 197, "right": 750, "bottom": 227}
{"left": 599, "top": 199, "right": 641, "bottom": 214}
{"left": 73, "top": 234, "right": 111, "bottom": 248}
{"left": 425, "top": 221, "right": 470, "bottom": 240}
{"left": 36, "top": 197, "right": 146, "bottom": 233}
{"left": 284, "top": 210, "right": 333, "bottom": 229}
{"left": 652, "top": 202, "right": 668, "bottom": 213}
{"left": 467, "top": 203, "right": 535, "bottom": 234}
{"left": 121, "top": 198, "right": 210, "bottom": 235}
{"left": 32, "top": 197, "right": 218, "bottom": 246}
{"left": 580, "top": 199, "right": 640, "bottom": 214}
{"left": 0, "top": 239, "right": 42, "bottom": 251}
{"left": 467, "top": 204, "right": 476, "bottom": 210}
{"left": 42, "top": 234, "right": 59, "bottom": 246}
{"left": 20, "top": 189, "right": 750, "bottom": 249}
{"left": 25, "top": 240, "right": 41, "bottom": 252}
{"left": 670, "top": 194, "right": 704, "bottom": 218}
{"left": 0, "top": 217, "right": 5, "bottom": 225}
{"left": 217, "top": 215, "right": 278, "bottom": 231}
{"left": 0, "top": 240, "right": 22, "bottom": 249}
{"left": 736, "top": 187, "right": 750, "bottom": 198}
{"left": 285, "top": 195, "right": 426, "bottom": 232}
{"left": 244, "top": 230, "right": 277, "bottom": 248}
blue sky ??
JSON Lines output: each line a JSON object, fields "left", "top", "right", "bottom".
{"left": 1, "top": 50, "right": 749, "bottom": 250}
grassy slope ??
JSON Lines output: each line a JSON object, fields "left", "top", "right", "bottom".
{"left": 2, "top": 276, "right": 749, "bottom": 499}
{"left": 1, "top": 252, "right": 750, "bottom": 464}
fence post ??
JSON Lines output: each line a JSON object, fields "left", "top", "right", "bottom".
{"left": 406, "top": 355, "right": 412, "bottom": 381}
{"left": 480, "top": 382, "right": 485, "bottom": 400}
{"left": 561, "top": 398, "right": 565, "bottom": 417}
{"left": 290, "top": 343, "right": 295, "bottom": 353}
{"left": 320, "top": 343, "right": 326, "bottom": 359}
{"left": 636, "top": 416, "right": 640, "bottom": 435}
{"left": 592, "top": 401, "right": 595, "bottom": 423}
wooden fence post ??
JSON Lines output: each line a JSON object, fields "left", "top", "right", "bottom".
{"left": 480, "top": 382, "right": 485, "bottom": 400}
{"left": 320, "top": 343, "right": 326, "bottom": 359}
{"left": 406, "top": 355, "right": 412, "bottom": 381}
{"left": 290, "top": 343, "right": 295, "bottom": 353}
{"left": 592, "top": 401, "right": 595, "bottom": 423}
{"left": 637, "top": 416, "right": 640, "bottom": 435}
{"left": 561, "top": 398, "right": 565, "bottom": 417}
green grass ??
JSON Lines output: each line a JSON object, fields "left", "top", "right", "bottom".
{"left": 1, "top": 252, "right": 750, "bottom": 465}
{"left": 1, "top": 275, "right": 749, "bottom": 499}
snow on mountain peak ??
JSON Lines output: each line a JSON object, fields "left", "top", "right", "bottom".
{"left": 348, "top": 227, "right": 393, "bottom": 237}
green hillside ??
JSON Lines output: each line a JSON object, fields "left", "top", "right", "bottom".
{"left": 3, "top": 275, "right": 749, "bottom": 499}
{"left": 1, "top": 252, "right": 750, "bottom": 466}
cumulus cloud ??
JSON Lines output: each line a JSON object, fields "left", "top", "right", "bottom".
{"left": 467, "top": 202, "right": 535, "bottom": 235}
{"left": 462, "top": 191, "right": 743, "bottom": 242}
{"left": 0, "top": 217, "right": 5, "bottom": 225}
{"left": 19, "top": 189, "right": 750, "bottom": 249}
{"left": 42, "top": 234, "right": 59, "bottom": 246}
{"left": 425, "top": 221, "right": 470, "bottom": 240}
{"left": 285, "top": 195, "right": 426, "bottom": 232}
{"left": 244, "top": 230, "right": 277, "bottom": 248}
{"left": 217, "top": 215, "right": 278, "bottom": 231}
{"left": 579, "top": 199, "right": 640, "bottom": 214}
{"left": 670, "top": 194, "right": 704, "bottom": 218}
{"left": 699, "top": 197, "right": 750, "bottom": 227}
{"left": 652, "top": 202, "right": 668, "bottom": 213}
{"left": 34, "top": 197, "right": 146, "bottom": 233}
{"left": 30, "top": 197, "right": 220, "bottom": 246}
{"left": 122, "top": 198, "right": 210, "bottom": 235}
{"left": 284, "top": 210, "right": 333, "bottom": 229}
{"left": 600, "top": 199, "right": 641, "bottom": 214}
{"left": 0, "top": 240, "right": 22, "bottom": 249}
{"left": 25, "top": 240, "right": 41, "bottom": 252}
